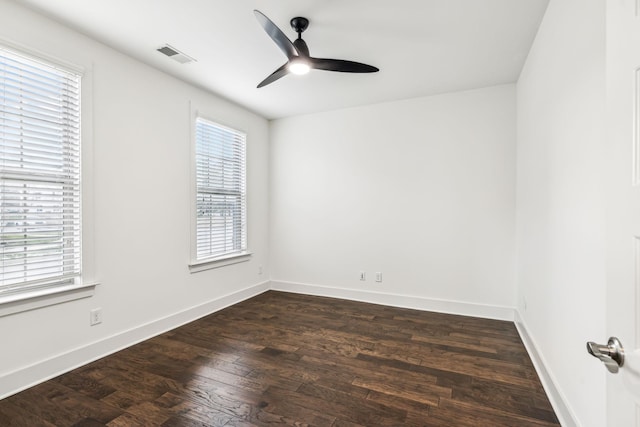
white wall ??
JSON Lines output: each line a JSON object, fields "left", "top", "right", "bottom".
{"left": 516, "top": 0, "right": 606, "bottom": 425}
{"left": 0, "top": 0, "right": 269, "bottom": 397}
{"left": 270, "top": 85, "right": 516, "bottom": 314}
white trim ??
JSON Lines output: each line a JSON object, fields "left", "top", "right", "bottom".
{"left": 189, "top": 101, "right": 197, "bottom": 270}
{"left": 270, "top": 280, "right": 515, "bottom": 321}
{"left": 188, "top": 252, "right": 252, "bottom": 273}
{"left": 0, "top": 280, "right": 269, "bottom": 400}
{"left": 0, "top": 282, "right": 98, "bottom": 317}
{"left": 514, "top": 310, "right": 579, "bottom": 427}
{"left": 0, "top": 35, "right": 85, "bottom": 75}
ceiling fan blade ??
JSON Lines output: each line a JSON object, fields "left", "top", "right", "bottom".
{"left": 310, "top": 58, "right": 379, "bottom": 73}
{"left": 257, "top": 63, "right": 290, "bottom": 88}
{"left": 254, "top": 10, "right": 298, "bottom": 60}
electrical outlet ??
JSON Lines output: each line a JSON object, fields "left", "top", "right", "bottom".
{"left": 375, "top": 272, "right": 382, "bottom": 282}
{"left": 359, "top": 271, "right": 366, "bottom": 281}
{"left": 90, "top": 308, "right": 102, "bottom": 326}
{"left": 258, "top": 265, "right": 263, "bottom": 275}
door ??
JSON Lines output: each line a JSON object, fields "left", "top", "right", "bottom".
{"left": 606, "top": 0, "right": 640, "bottom": 425}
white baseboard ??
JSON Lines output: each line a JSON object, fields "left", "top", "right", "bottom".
{"left": 0, "top": 280, "right": 270, "bottom": 400}
{"left": 270, "top": 280, "right": 515, "bottom": 321}
{"left": 514, "top": 310, "right": 578, "bottom": 427}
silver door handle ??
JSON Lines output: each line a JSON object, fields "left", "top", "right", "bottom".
{"left": 587, "top": 337, "right": 625, "bottom": 373}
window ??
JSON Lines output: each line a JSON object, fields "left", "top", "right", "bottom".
{"left": 194, "top": 118, "right": 247, "bottom": 263}
{"left": 0, "top": 45, "right": 82, "bottom": 297}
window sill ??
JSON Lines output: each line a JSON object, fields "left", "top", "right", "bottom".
{"left": 0, "top": 282, "right": 98, "bottom": 318}
{"left": 189, "top": 252, "right": 252, "bottom": 273}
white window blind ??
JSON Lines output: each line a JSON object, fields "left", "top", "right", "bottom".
{"left": 0, "top": 46, "right": 81, "bottom": 296}
{"left": 195, "top": 118, "right": 246, "bottom": 261}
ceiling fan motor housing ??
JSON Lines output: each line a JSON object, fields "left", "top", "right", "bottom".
{"left": 290, "top": 17, "right": 309, "bottom": 35}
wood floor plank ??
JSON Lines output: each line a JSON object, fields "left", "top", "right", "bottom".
{"left": 266, "top": 384, "right": 407, "bottom": 426}
{"left": 152, "top": 391, "right": 236, "bottom": 426}
{"left": 0, "top": 400, "right": 57, "bottom": 427}
{"left": 52, "top": 372, "right": 117, "bottom": 401}
{"left": 351, "top": 376, "right": 449, "bottom": 406}
{"left": 426, "top": 397, "right": 560, "bottom": 426}
{"left": 452, "top": 377, "right": 559, "bottom": 421}
{"left": 258, "top": 393, "right": 337, "bottom": 427}
{"left": 7, "top": 381, "right": 121, "bottom": 425}
{"left": 0, "top": 291, "right": 560, "bottom": 426}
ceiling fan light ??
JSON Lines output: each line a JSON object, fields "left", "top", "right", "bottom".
{"left": 289, "top": 58, "right": 310, "bottom": 75}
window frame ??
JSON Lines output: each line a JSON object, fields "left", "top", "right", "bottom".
{"left": 189, "top": 108, "right": 250, "bottom": 272}
{"left": 0, "top": 40, "right": 96, "bottom": 316}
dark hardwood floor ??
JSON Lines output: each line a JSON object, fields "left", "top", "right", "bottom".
{"left": 0, "top": 291, "right": 560, "bottom": 426}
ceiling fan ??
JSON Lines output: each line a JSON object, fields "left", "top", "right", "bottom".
{"left": 253, "top": 10, "right": 379, "bottom": 88}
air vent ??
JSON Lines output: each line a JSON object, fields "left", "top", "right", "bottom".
{"left": 156, "top": 44, "right": 196, "bottom": 64}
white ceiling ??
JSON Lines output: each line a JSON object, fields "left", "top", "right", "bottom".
{"left": 15, "top": 0, "right": 549, "bottom": 120}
